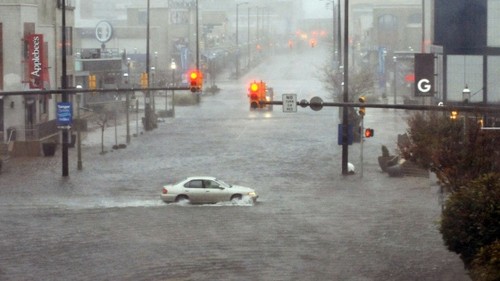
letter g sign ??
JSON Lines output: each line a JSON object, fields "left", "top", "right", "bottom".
{"left": 417, "top": 79, "right": 431, "bottom": 93}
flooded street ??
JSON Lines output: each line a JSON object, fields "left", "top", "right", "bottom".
{"left": 0, "top": 47, "right": 469, "bottom": 280}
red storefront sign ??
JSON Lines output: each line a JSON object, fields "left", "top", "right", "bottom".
{"left": 27, "top": 34, "right": 44, "bottom": 89}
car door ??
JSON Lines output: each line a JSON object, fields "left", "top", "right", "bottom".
{"left": 203, "top": 180, "right": 228, "bottom": 203}
{"left": 183, "top": 180, "right": 205, "bottom": 203}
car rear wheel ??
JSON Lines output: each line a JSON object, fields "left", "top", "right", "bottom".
{"left": 175, "top": 195, "right": 190, "bottom": 204}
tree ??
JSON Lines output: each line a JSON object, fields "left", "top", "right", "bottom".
{"left": 318, "top": 60, "right": 375, "bottom": 103}
{"left": 318, "top": 54, "right": 375, "bottom": 141}
{"left": 398, "top": 111, "right": 500, "bottom": 192}
{"left": 440, "top": 173, "right": 500, "bottom": 269}
{"left": 400, "top": 105, "right": 500, "bottom": 278}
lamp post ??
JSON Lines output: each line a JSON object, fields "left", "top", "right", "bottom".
{"left": 462, "top": 85, "right": 471, "bottom": 104}
{"left": 124, "top": 72, "right": 130, "bottom": 144}
{"left": 463, "top": 85, "right": 471, "bottom": 136}
{"left": 144, "top": 0, "right": 152, "bottom": 131}
{"left": 393, "top": 56, "right": 397, "bottom": 105}
{"left": 236, "top": 2, "right": 248, "bottom": 78}
{"left": 247, "top": 6, "right": 251, "bottom": 70}
{"left": 170, "top": 59, "right": 177, "bottom": 116}
{"left": 196, "top": 0, "right": 200, "bottom": 69}
{"left": 125, "top": 58, "right": 131, "bottom": 144}
{"left": 76, "top": 85, "right": 83, "bottom": 170}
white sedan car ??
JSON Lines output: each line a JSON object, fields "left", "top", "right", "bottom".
{"left": 161, "top": 176, "right": 258, "bottom": 204}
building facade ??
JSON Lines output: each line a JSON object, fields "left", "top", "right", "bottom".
{"left": 1, "top": 0, "right": 75, "bottom": 146}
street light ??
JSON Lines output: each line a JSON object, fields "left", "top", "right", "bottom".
{"left": 124, "top": 70, "right": 131, "bottom": 144}
{"left": 170, "top": 59, "right": 177, "bottom": 116}
{"left": 462, "top": 85, "right": 471, "bottom": 104}
{"left": 393, "top": 56, "right": 397, "bottom": 105}
{"left": 76, "top": 85, "right": 83, "bottom": 170}
{"left": 236, "top": 2, "right": 248, "bottom": 78}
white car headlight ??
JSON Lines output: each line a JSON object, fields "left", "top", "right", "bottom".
{"left": 247, "top": 191, "right": 257, "bottom": 197}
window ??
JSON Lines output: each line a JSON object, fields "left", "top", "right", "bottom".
{"left": 185, "top": 180, "right": 203, "bottom": 188}
{"left": 378, "top": 15, "right": 398, "bottom": 32}
{"left": 408, "top": 13, "right": 422, "bottom": 25}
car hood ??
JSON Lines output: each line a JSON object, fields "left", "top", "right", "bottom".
{"left": 228, "top": 185, "right": 256, "bottom": 193}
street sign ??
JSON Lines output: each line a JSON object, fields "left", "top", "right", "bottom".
{"left": 282, "top": 94, "right": 297, "bottom": 112}
{"left": 337, "top": 124, "right": 354, "bottom": 145}
{"left": 414, "top": 53, "right": 434, "bottom": 97}
{"left": 310, "top": 96, "right": 323, "bottom": 111}
{"left": 57, "top": 102, "right": 72, "bottom": 128}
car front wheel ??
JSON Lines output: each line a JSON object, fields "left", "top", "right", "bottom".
{"left": 230, "top": 194, "right": 242, "bottom": 202}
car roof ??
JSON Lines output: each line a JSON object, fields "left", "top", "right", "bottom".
{"left": 185, "top": 176, "right": 217, "bottom": 181}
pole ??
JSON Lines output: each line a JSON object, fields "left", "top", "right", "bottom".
{"left": 247, "top": 7, "right": 251, "bottom": 70}
{"left": 196, "top": 0, "right": 199, "bottom": 69}
{"left": 76, "top": 93, "right": 82, "bottom": 170}
{"left": 136, "top": 99, "right": 139, "bottom": 137}
{"left": 393, "top": 56, "right": 397, "bottom": 105}
{"left": 61, "top": 0, "right": 69, "bottom": 177}
{"left": 126, "top": 91, "right": 130, "bottom": 144}
{"left": 337, "top": 0, "right": 342, "bottom": 65}
{"left": 126, "top": 61, "right": 131, "bottom": 144}
{"left": 145, "top": 0, "right": 152, "bottom": 131}
{"left": 341, "top": 0, "right": 349, "bottom": 175}
{"left": 236, "top": 4, "right": 239, "bottom": 78}
{"left": 360, "top": 117, "right": 364, "bottom": 178}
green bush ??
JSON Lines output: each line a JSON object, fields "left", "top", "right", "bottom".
{"left": 470, "top": 240, "right": 500, "bottom": 281}
{"left": 440, "top": 173, "right": 500, "bottom": 268}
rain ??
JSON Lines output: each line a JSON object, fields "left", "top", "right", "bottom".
{"left": 1, "top": 0, "right": 495, "bottom": 280}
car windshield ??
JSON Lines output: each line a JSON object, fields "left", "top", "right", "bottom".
{"left": 215, "top": 179, "right": 231, "bottom": 188}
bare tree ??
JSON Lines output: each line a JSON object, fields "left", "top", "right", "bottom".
{"left": 318, "top": 54, "right": 376, "bottom": 141}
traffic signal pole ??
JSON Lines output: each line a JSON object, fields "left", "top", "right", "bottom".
{"left": 341, "top": 0, "right": 350, "bottom": 175}
{"left": 360, "top": 116, "right": 364, "bottom": 178}
{"left": 61, "top": 0, "right": 69, "bottom": 177}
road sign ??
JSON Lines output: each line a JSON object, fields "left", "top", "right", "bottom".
{"left": 337, "top": 124, "right": 353, "bottom": 145}
{"left": 57, "top": 102, "right": 72, "bottom": 127}
{"left": 310, "top": 96, "right": 323, "bottom": 111}
{"left": 414, "top": 53, "right": 434, "bottom": 97}
{"left": 282, "top": 94, "right": 297, "bottom": 112}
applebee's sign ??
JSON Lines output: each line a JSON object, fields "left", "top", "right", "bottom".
{"left": 27, "top": 34, "right": 44, "bottom": 89}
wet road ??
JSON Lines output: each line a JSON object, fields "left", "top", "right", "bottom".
{"left": 0, "top": 46, "right": 469, "bottom": 280}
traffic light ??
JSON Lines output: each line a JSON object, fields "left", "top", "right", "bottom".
{"left": 310, "top": 39, "right": 316, "bottom": 48}
{"left": 88, "top": 74, "right": 96, "bottom": 89}
{"left": 248, "top": 81, "right": 260, "bottom": 109}
{"left": 358, "top": 96, "right": 366, "bottom": 116}
{"left": 364, "top": 128, "right": 374, "bottom": 138}
{"left": 188, "top": 69, "right": 203, "bottom": 92}
{"left": 140, "top": 72, "right": 148, "bottom": 89}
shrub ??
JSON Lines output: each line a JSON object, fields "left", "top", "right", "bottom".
{"left": 470, "top": 240, "right": 500, "bottom": 281}
{"left": 440, "top": 173, "right": 500, "bottom": 268}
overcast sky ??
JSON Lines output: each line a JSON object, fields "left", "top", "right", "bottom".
{"left": 303, "top": 0, "right": 333, "bottom": 19}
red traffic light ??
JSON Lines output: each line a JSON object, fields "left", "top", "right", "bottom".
{"left": 190, "top": 71, "right": 198, "bottom": 80}
{"left": 364, "top": 128, "right": 374, "bottom": 138}
{"left": 188, "top": 69, "right": 203, "bottom": 92}
{"left": 250, "top": 82, "right": 259, "bottom": 93}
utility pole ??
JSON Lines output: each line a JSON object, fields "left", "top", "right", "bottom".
{"left": 145, "top": 0, "right": 152, "bottom": 131}
{"left": 341, "top": 0, "right": 349, "bottom": 175}
{"left": 61, "top": 0, "right": 69, "bottom": 177}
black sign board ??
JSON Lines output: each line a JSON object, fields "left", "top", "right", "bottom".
{"left": 414, "top": 53, "right": 435, "bottom": 97}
